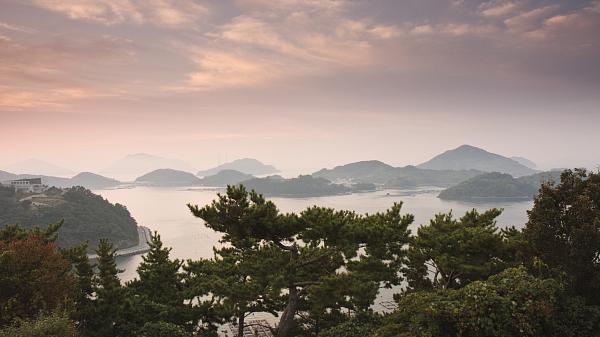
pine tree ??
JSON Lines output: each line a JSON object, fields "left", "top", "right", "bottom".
{"left": 126, "top": 232, "right": 191, "bottom": 333}
{"left": 88, "top": 239, "right": 124, "bottom": 337}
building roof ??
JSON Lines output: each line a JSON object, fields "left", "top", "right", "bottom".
{"left": 12, "top": 178, "right": 42, "bottom": 184}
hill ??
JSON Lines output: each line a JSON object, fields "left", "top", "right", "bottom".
{"left": 70, "top": 172, "right": 121, "bottom": 189}
{"left": 418, "top": 145, "right": 537, "bottom": 177}
{"left": 510, "top": 156, "right": 537, "bottom": 169}
{"left": 0, "top": 170, "right": 16, "bottom": 181}
{"left": 135, "top": 169, "right": 201, "bottom": 186}
{"left": 438, "top": 171, "right": 562, "bottom": 201}
{"left": 312, "top": 160, "right": 396, "bottom": 184}
{"left": 197, "top": 158, "right": 278, "bottom": 177}
{"left": 241, "top": 175, "right": 351, "bottom": 197}
{"left": 102, "top": 153, "right": 195, "bottom": 181}
{"left": 312, "top": 161, "right": 481, "bottom": 188}
{"left": 2, "top": 158, "right": 74, "bottom": 177}
{"left": 197, "top": 169, "right": 254, "bottom": 187}
{"left": 0, "top": 185, "right": 138, "bottom": 249}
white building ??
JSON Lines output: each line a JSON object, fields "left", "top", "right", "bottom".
{"left": 8, "top": 178, "right": 45, "bottom": 193}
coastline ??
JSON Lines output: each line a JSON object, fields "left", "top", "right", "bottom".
{"left": 87, "top": 226, "right": 151, "bottom": 260}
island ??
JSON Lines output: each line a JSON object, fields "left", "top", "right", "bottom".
{"left": 241, "top": 175, "right": 355, "bottom": 197}
{"left": 135, "top": 168, "right": 201, "bottom": 186}
{"left": 438, "top": 171, "right": 562, "bottom": 201}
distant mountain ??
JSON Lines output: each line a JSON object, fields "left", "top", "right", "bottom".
{"left": 438, "top": 171, "right": 562, "bottom": 201}
{"left": 2, "top": 158, "right": 74, "bottom": 177}
{"left": 197, "top": 169, "right": 254, "bottom": 187}
{"left": 0, "top": 170, "right": 17, "bottom": 181}
{"left": 102, "top": 153, "right": 196, "bottom": 181}
{"left": 135, "top": 169, "right": 200, "bottom": 186}
{"left": 418, "top": 145, "right": 538, "bottom": 177}
{"left": 510, "top": 156, "right": 537, "bottom": 169}
{"left": 197, "top": 158, "right": 278, "bottom": 177}
{"left": 312, "top": 161, "right": 481, "bottom": 188}
{"left": 242, "top": 175, "right": 351, "bottom": 197}
{"left": 70, "top": 172, "right": 121, "bottom": 189}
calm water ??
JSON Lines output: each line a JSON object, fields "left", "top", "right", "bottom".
{"left": 94, "top": 186, "right": 533, "bottom": 283}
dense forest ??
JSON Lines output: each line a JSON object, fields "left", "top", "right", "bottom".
{"left": 0, "top": 186, "right": 138, "bottom": 249}
{"left": 1, "top": 169, "right": 599, "bottom": 337}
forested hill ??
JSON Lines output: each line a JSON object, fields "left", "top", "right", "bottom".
{"left": 0, "top": 186, "right": 138, "bottom": 250}
{"left": 438, "top": 171, "right": 562, "bottom": 200}
{"left": 242, "top": 175, "right": 354, "bottom": 197}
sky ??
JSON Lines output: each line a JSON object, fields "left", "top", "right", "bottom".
{"left": 0, "top": 0, "right": 599, "bottom": 174}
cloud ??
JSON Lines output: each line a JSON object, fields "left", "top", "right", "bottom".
{"left": 0, "top": 21, "right": 36, "bottom": 33}
{"left": 177, "top": 2, "right": 401, "bottom": 90}
{"left": 480, "top": 2, "right": 518, "bottom": 17}
{"left": 29, "top": 0, "right": 207, "bottom": 27}
{"left": 503, "top": 5, "right": 559, "bottom": 33}
{"left": 185, "top": 50, "right": 279, "bottom": 89}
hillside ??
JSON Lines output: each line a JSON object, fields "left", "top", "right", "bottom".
{"left": 241, "top": 175, "right": 351, "bottom": 197}
{"left": 70, "top": 172, "right": 121, "bottom": 189}
{"left": 438, "top": 171, "right": 562, "bottom": 201}
{"left": 510, "top": 156, "right": 537, "bottom": 169}
{"left": 0, "top": 170, "right": 16, "bottom": 181}
{"left": 0, "top": 186, "right": 138, "bottom": 249}
{"left": 313, "top": 161, "right": 481, "bottom": 188}
{"left": 197, "top": 158, "right": 278, "bottom": 177}
{"left": 135, "top": 169, "right": 201, "bottom": 186}
{"left": 418, "top": 145, "right": 537, "bottom": 177}
{"left": 197, "top": 169, "right": 254, "bottom": 187}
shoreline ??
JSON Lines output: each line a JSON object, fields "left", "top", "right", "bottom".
{"left": 88, "top": 226, "right": 151, "bottom": 260}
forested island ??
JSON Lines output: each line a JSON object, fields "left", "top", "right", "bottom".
{"left": 1, "top": 169, "right": 599, "bottom": 337}
{"left": 0, "top": 185, "right": 138, "bottom": 249}
{"left": 241, "top": 175, "right": 363, "bottom": 197}
{"left": 438, "top": 171, "right": 562, "bottom": 200}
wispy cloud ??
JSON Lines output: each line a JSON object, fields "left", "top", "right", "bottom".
{"left": 28, "top": 0, "right": 207, "bottom": 27}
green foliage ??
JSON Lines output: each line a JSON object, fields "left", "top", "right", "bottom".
{"left": 404, "top": 208, "right": 508, "bottom": 291}
{"left": 87, "top": 239, "right": 125, "bottom": 337}
{"left": 123, "top": 232, "right": 196, "bottom": 334}
{"left": 378, "top": 267, "right": 599, "bottom": 337}
{"left": 524, "top": 169, "right": 600, "bottom": 304}
{"left": 188, "top": 185, "right": 413, "bottom": 337}
{"left": 319, "top": 312, "right": 382, "bottom": 337}
{"left": 0, "top": 311, "right": 79, "bottom": 337}
{"left": 137, "top": 321, "right": 192, "bottom": 337}
{"left": 0, "top": 186, "right": 138, "bottom": 249}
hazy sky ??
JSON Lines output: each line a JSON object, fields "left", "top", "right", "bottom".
{"left": 1, "top": 0, "right": 599, "bottom": 174}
